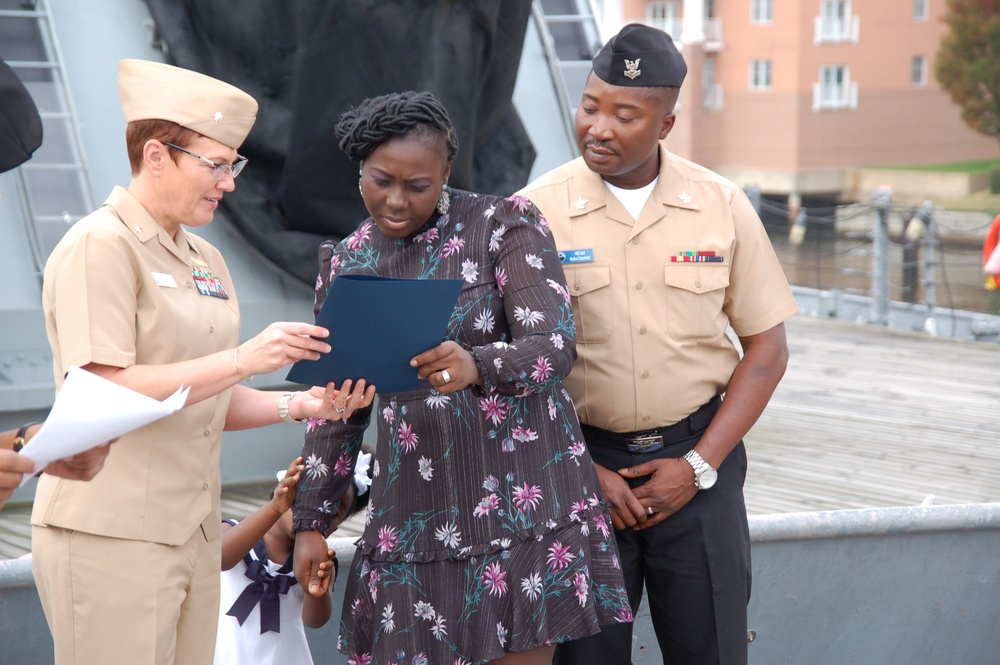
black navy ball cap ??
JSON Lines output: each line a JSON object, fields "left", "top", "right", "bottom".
{"left": 592, "top": 24, "right": 687, "bottom": 88}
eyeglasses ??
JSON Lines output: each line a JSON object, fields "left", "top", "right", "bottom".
{"left": 163, "top": 142, "right": 248, "bottom": 180}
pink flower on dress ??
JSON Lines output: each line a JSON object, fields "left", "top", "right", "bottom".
{"left": 474, "top": 493, "right": 500, "bottom": 517}
{"left": 397, "top": 420, "right": 419, "bottom": 452}
{"left": 513, "top": 483, "right": 543, "bottom": 512}
{"left": 377, "top": 526, "right": 400, "bottom": 554}
{"left": 415, "top": 227, "right": 439, "bottom": 244}
{"left": 382, "top": 405, "right": 395, "bottom": 423}
{"left": 346, "top": 222, "right": 373, "bottom": 251}
{"left": 442, "top": 236, "right": 465, "bottom": 257}
{"left": 547, "top": 541, "right": 576, "bottom": 572}
{"left": 615, "top": 606, "right": 635, "bottom": 623}
{"left": 507, "top": 194, "right": 533, "bottom": 214}
{"left": 481, "top": 561, "right": 508, "bottom": 596}
{"left": 334, "top": 450, "right": 353, "bottom": 477}
{"left": 530, "top": 355, "right": 553, "bottom": 383}
{"left": 574, "top": 571, "right": 590, "bottom": 606}
{"left": 348, "top": 653, "right": 372, "bottom": 665}
{"left": 595, "top": 513, "right": 611, "bottom": 538}
{"left": 495, "top": 267, "right": 508, "bottom": 295}
{"left": 479, "top": 395, "right": 509, "bottom": 426}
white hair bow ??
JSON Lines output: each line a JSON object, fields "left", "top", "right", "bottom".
{"left": 353, "top": 451, "right": 372, "bottom": 496}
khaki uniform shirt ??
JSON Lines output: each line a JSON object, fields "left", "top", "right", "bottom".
{"left": 519, "top": 145, "right": 798, "bottom": 433}
{"left": 32, "top": 186, "right": 240, "bottom": 546}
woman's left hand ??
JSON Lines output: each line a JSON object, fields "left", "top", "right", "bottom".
{"left": 295, "top": 379, "right": 376, "bottom": 421}
{"left": 411, "top": 341, "right": 482, "bottom": 394}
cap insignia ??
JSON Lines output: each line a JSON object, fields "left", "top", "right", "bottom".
{"left": 213, "top": 111, "right": 224, "bottom": 122}
{"left": 624, "top": 58, "right": 641, "bottom": 80}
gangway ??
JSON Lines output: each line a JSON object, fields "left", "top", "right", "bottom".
{"left": 0, "top": 0, "right": 95, "bottom": 274}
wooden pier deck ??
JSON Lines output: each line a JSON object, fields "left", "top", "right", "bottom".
{"left": 2, "top": 313, "right": 998, "bottom": 559}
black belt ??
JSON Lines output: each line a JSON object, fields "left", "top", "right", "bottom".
{"left": 580, "top": 395, "right": 722, "bottom": 453}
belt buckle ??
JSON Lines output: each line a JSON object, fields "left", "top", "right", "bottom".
{"left": 626, "top": 434, "right": 663, "bottom": 453}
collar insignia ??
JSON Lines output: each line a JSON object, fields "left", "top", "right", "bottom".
{"left": 574, "top": 197, "right": 588, "bottom": 210}
{"left": 134, "top": 225, "right": 142, "bottom": 234}
{"left": 624, "top": 58, "right": 641, "bottom": 80}
{"left": 678, "top": 192, "right": 692, "bottom": 204}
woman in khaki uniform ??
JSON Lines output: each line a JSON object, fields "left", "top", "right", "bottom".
{"left": 31, "top": 60, "right": 374, "bottom": 665}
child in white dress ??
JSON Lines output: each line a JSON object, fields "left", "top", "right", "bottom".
{"left": 214, "top": 452, "right": 371, "bottom": 665}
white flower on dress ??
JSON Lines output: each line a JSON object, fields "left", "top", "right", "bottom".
{"left": 380, "top": 603, "right": 395, "bottom": 635}
{"left": 493, "top": 357, "right": 503, "bottom": 372}
{"left": 413, "top": 601, "right": 436, "bottom": 620}
{"left": 548, "top": 396, "right": 558, "bottom": 420}
{"left": 431, "top": 615, "right": 448, "bottom": 640}
{"left": 473, "top": 308, "right": 495, "bottom": 333}
{"left": 514, "top": 306, "right": 545, "bottom": 328}
{"left": 418, "top": 456, "right": 434, "bottom": 481}
{"left": 424, "top": 392, "right": 452, "bottom": 409}
{"left": 520, "top": 572, "right": 542, "bottom": 601}
{"left": 382, "top": 405, "right": 395, "bottom": 423}
{"left": 461, "top": 259, "right": 479, "bottom": 283}
{"left": 496, "top": 622, "right": 508, "bottom": 647}
{"left": 489, "top": 225, "right": 507, "bottom": 252}
{"left": 305, "top": 453, "right": 329, "bottom": 479}
{"left": 435, "top": 523, "right": 462, "bottom": 548}
{"left": 547, "top": 278, "right": 571, "bottom": 303}
{"left": 549, "top": 333, "right": 564, "bottom": 350}
{"left": 525, "top": 253, "right": 544, "bottom": 269}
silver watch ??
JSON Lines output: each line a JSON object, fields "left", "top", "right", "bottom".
{"left": 683, "top": 450, "right": 718, "bottom": 490}
{"left": 278, "top": 391, "right": 305, "bottom": 423}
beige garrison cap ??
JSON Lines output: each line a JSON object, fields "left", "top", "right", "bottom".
{"left": 117, "top": 59, "right": 258, "bottom": 149}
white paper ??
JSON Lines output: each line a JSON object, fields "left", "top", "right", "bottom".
{"left": 19, "top": 366, "right": 189, "bottom": 486}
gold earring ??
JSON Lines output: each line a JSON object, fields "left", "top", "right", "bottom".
{"left": 436, "top": 186, "right": 450, "bottom": 215}
{"left": 358, "top": 177, "right": 364, "bottom": 198}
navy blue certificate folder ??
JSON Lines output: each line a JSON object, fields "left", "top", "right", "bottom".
{"left": 286, "top": 274, "right": 464, "bottom": 393}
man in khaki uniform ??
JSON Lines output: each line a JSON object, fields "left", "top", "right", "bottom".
{"left": 520, "top": 25, "right": 798, "bottom": 665}
{"left": 31, "top": 60, "right": 363, "bottom": 665}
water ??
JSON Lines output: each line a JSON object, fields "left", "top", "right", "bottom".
{"left": 763, "top": 222, "right": 1000, "bottom": 317}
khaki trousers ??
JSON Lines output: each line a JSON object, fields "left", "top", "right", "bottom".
{"left": 32, "top": 524, "right": 220, "bottom": 665}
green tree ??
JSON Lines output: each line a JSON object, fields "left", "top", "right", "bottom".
{"left": 935, "top": 0, "right": 1000, "bottom": 148}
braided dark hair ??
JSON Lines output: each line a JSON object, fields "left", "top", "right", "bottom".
{"left": 334, "top": 91, "right": 459, "bottom": 165}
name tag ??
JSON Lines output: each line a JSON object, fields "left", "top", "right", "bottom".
{"left": 152, "top": 272, "right": 177, "bottom": 288}
{"left": 559, "top": 248, "right": 594, "bottom": 264}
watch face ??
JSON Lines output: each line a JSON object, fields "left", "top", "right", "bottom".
{"left": 697, "top": 467, "right": 719, "bottom": 490}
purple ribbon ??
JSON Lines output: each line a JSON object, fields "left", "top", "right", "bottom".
{"left": 225, "top": 540, "right": 297, "bottom": 634}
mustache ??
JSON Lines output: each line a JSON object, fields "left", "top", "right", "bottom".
{"left": 583, "top": 139, "right": 616, "bottom": 154}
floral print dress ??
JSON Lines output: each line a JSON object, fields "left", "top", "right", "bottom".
{"left": 292, "top": 190, "right": 630, "bottom": 665}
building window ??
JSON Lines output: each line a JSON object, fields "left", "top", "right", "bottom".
{"left": 913, "top": 0, "right": 928, "bottom": 21}
{"left": 816, "top": 0, "right": 858, "bottom": 43}
{"left": 648, "top": 1, "right": 681, "bottom": 39}
{"left": 704, "top": 57, "right": 723, "bottom": 109}
{"left": 750, "top": 59, "right": 772, "bottom": 90}
{"left": 813, "top": 64, "right": 858, "bottom": 110}
{"left": 751, "top": 0, "right": 774, "bottom": 25}
{"left": 912, "top": 55, "right": 927, "bottom": 87}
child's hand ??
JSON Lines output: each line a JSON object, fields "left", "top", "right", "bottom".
{"left": 270, "top": 456, "right": 304, "bottom": 515}
{"left": 294, "top": 530, "right": 334, "bottom": 597}
{"left": 310, "top": 548, "right": 338, "bottom": 595}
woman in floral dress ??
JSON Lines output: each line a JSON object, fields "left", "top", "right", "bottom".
{"left": 292, "top": 91, "right": 630, "bottom": 665}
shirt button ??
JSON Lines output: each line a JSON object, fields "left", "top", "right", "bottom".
{"left": 203, "top": 429, "right": 211, "bottom": 438}
{"left": 639, "top": 326, "right": 647, "bottom": 335}
{"left": 641, "top": 370, "right": 649, "bottom": 379}
{"left": 642, "top": 413, "right": 651, "bottom": 422}
{"left": 202, "top": 483, "right": 209, "bottom": 491}
{"left": 694, "top": 279, "right": 703, "bottom": 288}
{"left": 631, "top": 237, "right": 640, "bottom": 245}
{"left": 573, "top": 282, "right": 581, "bottom": 291}
{"left": 209, "top": 325, "right": 215, "bottom": 334}
{"left": 635, "top": 282, "right": 643, "bottom": 290}
{"left": 187, "top": 282, "right": 193, "bottom": 289}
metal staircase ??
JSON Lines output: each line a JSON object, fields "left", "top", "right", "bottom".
{"left": 531, "top": 0, "right": 605, "bottom": 151}
{"left": 0, "top": 0, "right": 94, "bottom": 274}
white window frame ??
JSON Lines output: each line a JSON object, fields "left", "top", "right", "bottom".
{"left": 751, "top": 0, "right": 773, "bottom": 25}
{"left": 749, "top": 59, "right": 772, "bottom": 90}
{"left": 913, "top": 0, "right": 929, "bottom": 21}
{"left": 648, "top": 1, "right": 681, "bottom": 39}
{"left": 704, "top": 58, "right": 723, "bottom": 109}
{"left": 815, "top": 0, "right": 860, "bottom": 44}
{"left": 911, "top": 55, "right": 927, "bottom": 87}
{"left": 813, "top": 64, "right": 858, "bottom": 110}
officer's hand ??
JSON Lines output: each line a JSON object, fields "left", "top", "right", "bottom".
{"left": 594, "top": 463, "right": 646, "bottom": 530}
{"left": 619, "top": 458, "right": 697, "bottom": 529}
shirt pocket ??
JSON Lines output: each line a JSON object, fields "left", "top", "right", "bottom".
{"left": 564, "top": 263, "right": 612, "bottom": 344}
{"left": 663, "top": 263, "right": 730, "bottom": 341}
